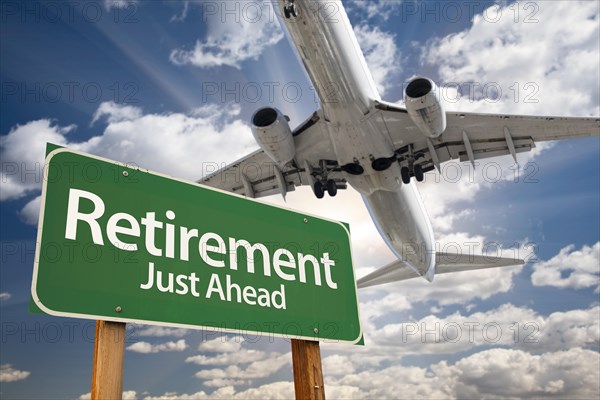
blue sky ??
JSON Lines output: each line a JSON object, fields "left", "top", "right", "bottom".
{"left": 1, "top": 0, "right": 599, "bottom": 398}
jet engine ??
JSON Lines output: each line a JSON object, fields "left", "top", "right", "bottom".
{"left": 404, "top": 77, "right": 447, "bottom": 138}
{"left": 251, "top": 107, "right": 296, "bottom": 166}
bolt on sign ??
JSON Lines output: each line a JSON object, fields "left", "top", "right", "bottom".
{"left": 31, "top": 145, "right": 362, "bottom": 344}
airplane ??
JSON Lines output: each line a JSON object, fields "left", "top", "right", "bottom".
{"left": 199, "top": 0, "right": 600, "bottom": 287}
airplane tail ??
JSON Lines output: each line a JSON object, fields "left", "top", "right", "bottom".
{"left": 356, "top": 252, "right": 523, "bottom": 289}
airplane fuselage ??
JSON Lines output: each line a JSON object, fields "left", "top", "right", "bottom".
{"left": 279, "top": 0, "right": 436, "bottom": 279}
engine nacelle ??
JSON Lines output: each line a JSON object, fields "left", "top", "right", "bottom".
{"left": 251, "top": 107, "right": 296, "bottom": 166}
{"left": 404, "top": 77, "right": 447, "bottom": 138}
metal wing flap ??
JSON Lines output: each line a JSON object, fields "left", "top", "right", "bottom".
{"left": 199, "top": 149, "right": 302, "bottom": 198}
{"left": 374, "top": 106, "right": 599, "bottom": 171}
{"left": 443, "top": 112, "right": 600, "bottom": 142}
{"left": 429, "top": 112, "right": 599, "bottom": 165}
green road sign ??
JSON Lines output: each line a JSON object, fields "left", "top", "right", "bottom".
{"left": 31, "top": 146, "right": 362, "bottom": 344}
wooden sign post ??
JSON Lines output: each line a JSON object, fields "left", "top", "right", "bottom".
{"left": 91, "top": 321, "right": 126, "bottom": 400}
{"left": 291, "top": 339, "right": 325, "bottom": 400}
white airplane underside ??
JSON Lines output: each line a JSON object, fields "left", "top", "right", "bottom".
{"left": 200, "top": 0, "right": 600, "bottom": 286}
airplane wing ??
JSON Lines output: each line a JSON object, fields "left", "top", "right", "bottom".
{"left": 357, "top": 252, "right": 524, "bottom": 289}
{"left": 199, "top": 111, "right": 346, "bottom": 198}
{"left": 371, "top": 101, "right": 600, "bottom": 173}
{"left": 200, "top": 102, "right": 598, "bottom": 196}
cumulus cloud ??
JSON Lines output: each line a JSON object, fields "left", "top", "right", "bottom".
{"left": 532, "top": 242, "right": 600, "bottom": 291}
{"left": 354, "top": 24, "right": 401, "bottom": 95}
{"left": 416, "top": 138, "right": 554, "bottom": 232}
{"left": 444, "top": 347, "right": 599, "bottom": 399}
{"left": 328, "top": 347, "right": 599, "bottom": 399}
{"left": 135, "top": 347, "right": 600, "bottom": 399}
{"left": 131, "top": 325, "right": 190, "bottom": 338}
{"left": 322, "top": 354, "right": 356, "bottom": 377}
{"left": 197, "top": 337, "right": 245, "bottom": 353}
{"left": 186, "top": 349, "right": 266, "bottom": 366}
{"left": 408, "top": 2, "right": 599, "bottom": 235}
{"left": 91, "top": 101, "right": 143, "bottom": 125}
{"left": 79, "top": 390, "right": 137, "bottom": 400}
{"left": 170, "top": 1, "right": 283, "bottom": 69}
{"left": 0, "top": 120, "right": 73, "bottom": 201}
{"left": 126, "top": 339, "right": 188, "bottom": 354}
{"left": 369, "top": 304, "right": 599, "bottom": 355}
{"left": 194, "top": 352, "right": 291, "bottom": 388}
{"left": 142, "top": 382, "right": 294, "bottom": 400}
{"left": 423, "top": 1, "right": 600, "bottom": 116}
{"left": 18, "top": 195, "right": 42, "bottom": 225}
{"left": 0, "top": 102, "right": 257, "bottom": 224}
{"left": 0, "top": 364, "right": 30, "bottom": 382}
{"left": 0, "top": 292, "right": 11, "bottom": 301}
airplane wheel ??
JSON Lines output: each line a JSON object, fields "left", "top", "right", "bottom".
{"left": 314, "top": 181, "right": 325, "bottom": 199}
{"left": 401, "top": 167, "right": 411, "bottom": 184}
{"left": 284, "top": 6, "right": 290, "bottom": 18}
{"left": 326, "top": 180, "right": 337, "bottom": 197}
{"left": 290, "top": 4, "right": 298, "bottom": 17}
{"left": 414, "top": 164, "right": 424, "bottom": 182}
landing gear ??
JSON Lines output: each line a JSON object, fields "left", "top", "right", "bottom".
{"left": 326, "top": 179, "right": 338, "bottom": 197}
{"left": 396, "top": 144, "right": 426, "bottom": 184}
{"left": 313, "top": 180, "right": 337, "bottom": 199}
{"left": 401, "top": 166, "right": 411, "bottom": 184}
{"left": 414, "top": 164, "right": 424, "bottom": 182}
{"left": 313, "top": 181, "right": 325, "bottom": 199}
{"left": 283, "top": 1, "right": 297, "bottom": 18}
{"left": 400, "top": 164, "right": 424, "bottom": 184}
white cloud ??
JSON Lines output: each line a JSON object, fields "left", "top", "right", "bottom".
{"left": 328, "top": 347, "right": 599, "bottom": 399}
{"left": 132, "top": 325, "right": 190, "bottom": 338}
{"left": 445, "top": 347, "right": 599, "bottom": 399}
{"left": 197, "top": 337, "right": 245, "bottom": 353}
{"left": 143, "top": 382, "right": 294, "bottom": 400}
{"left": 0, "top": 102, "right": 257, "bottom": 224}
{"left": 388, "top": 2, "right": 599, "bottom": 235}
{"left": 423, "top": 1, "right": 600, "bottom": 116}
{"left": 532, "top": 242, "right": 600, "bottom": 291}
{"left": 170, "top": 1, "right": 284, "bottom": 69}
{"left": 126, "top": 339, "right": 188, "bottom": 354}
{"left": 92, "top": 101, "right": 143, "bottom": 125}
{"left": 322, "top": 354, "right": 356, "bottom": 377}
{"left": 103, "top": 0, "right": 137, "bottom": 11}
{"left": 369, "top": 304, "right": 599, "bottom": 355}
{"left": 137, "top": 346, "right": 600, "bottom": 398}
{"left": 0, "top": 292, "right": 11, "bottom": 301}
{"left": 417, "top": 142, "right": 553, "bottom": 233}
{"left": 170, "top": 1, "right": 190, "bottom": 22}
{"left": 79, "top": 390, "right": 137, "bottom": 400}
{"left": 347, "top": 0, "right": 400, "bottom": 21}
{"left": 0, "top": 120, "right": 73, "bottom": 201}
{"left": 0, "top": 364, "right": 30, "bottom": 382}
{"left": 186, "top": 349, "right": 266, "bottom": 366}
{"left": 354, "top": 24, "right": 401, "bottom": 95}
{"left": 18, "top": 195, "right": 41, "bottom": 225}
{"left": 194, "top": 352, "right": 291, "bottom": 385}
{"left": 203, "top": 379, "right": 248, "bottom": 388}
